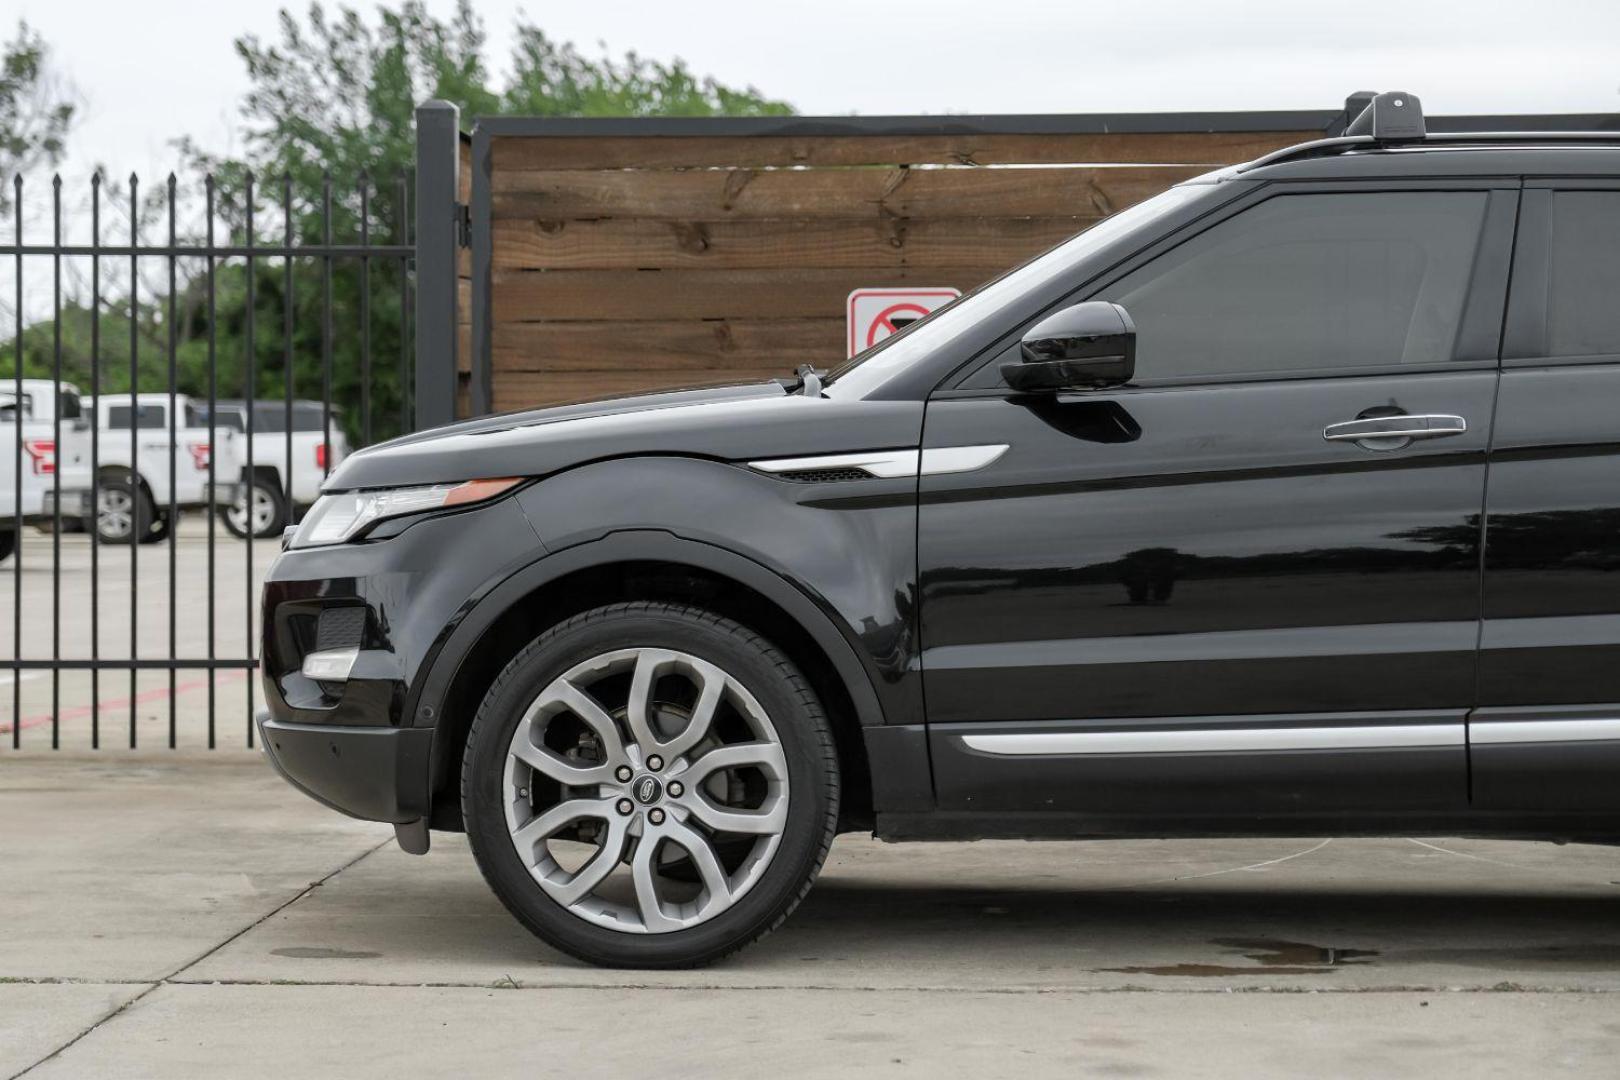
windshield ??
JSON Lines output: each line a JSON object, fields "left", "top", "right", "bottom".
{"left": 826, "top": 183, "right": 1209, "bottom": 398}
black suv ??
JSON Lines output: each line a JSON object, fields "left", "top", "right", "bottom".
{"left": 259, "top": 94, "right": 1620, "bottom": 968}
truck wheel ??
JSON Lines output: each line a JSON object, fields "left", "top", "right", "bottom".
{"left": 222, "top": 479, "right": 285, "bottom": 539}
{"left": 140, "top": 511, "right": 173, "bottom": 545}
{"left": 97, "top": 479, "right": 153, "bottom": 544}
{"left": 462, "top": 602, "right": 840, "bottom": 969}
{"left": 0, "top": 530, "right": 14, "bottom": 563}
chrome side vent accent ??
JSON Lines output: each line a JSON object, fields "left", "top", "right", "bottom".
{"left": 749, "top": 450, "right": 919, "bottom": 480}
{"left": 748, "top": 445, "right": 1008, "bottom": 481}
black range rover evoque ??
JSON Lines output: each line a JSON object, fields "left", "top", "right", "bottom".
{"left": 259, "top": 92, "right": 1620, "bottom": 967}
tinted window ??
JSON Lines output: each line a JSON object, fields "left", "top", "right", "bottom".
{"left": 198, "top": 407, "right": 245, "bottom": 432}
{"left": 58, "top": 391, "right": 82, "bottom": 420}
{"left": 107, "top": 404, "right": 167, "bottom": 430}
{"left": 1547, "top": 191, "right": 1620, "bottom": 358}
{"left": 1096, "top": 192, "right": 1487, "bottom": 380}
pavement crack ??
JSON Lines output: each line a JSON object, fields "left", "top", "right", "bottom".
{"left": 7, "top": 837, "right": 389, "bottom": 1079}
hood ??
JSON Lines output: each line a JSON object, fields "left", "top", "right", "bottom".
{"left": 325, "top": 380, "right": 924, "bottom": 491}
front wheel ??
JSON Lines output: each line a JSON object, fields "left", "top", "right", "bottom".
{"left": 222, "top": 479, "right": 285, "bottom": 539}
{"left": 462, "top": 602, "right": 839, "bottom": 969}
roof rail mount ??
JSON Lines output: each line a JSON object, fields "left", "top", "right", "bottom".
{"left": 1344, "top": 91, "right": 1425, "bottom": 143}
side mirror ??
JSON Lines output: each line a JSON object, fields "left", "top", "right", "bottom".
{"left": 1001, "top": 301, "right": 1135, "bottom": 393}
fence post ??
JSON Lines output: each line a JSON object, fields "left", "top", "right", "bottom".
{"left": 414, "top": 100, "right": 460, "bottom": 431}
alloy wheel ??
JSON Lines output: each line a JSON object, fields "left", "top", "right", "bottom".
{"left": 98, "top": 487, "right": 134, "bottom": 541}
{"left": 501, "top": 647, "right": 789, "bottom": 934}
{"left": 229, "top": 484, "right": 280, "bottom": 536}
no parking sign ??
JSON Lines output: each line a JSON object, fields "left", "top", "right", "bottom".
{"left": 846, "top": 287, "right": 961, "bottom": 357}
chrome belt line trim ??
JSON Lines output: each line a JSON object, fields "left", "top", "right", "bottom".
{"left": 960, "top": 724, "right": 1464, "bottom": 756}
{"left": 1470, "top": 717, "right": 1620, "bottom": 745}
{"left": 747, "top": 445, "right": 1007, "bottom": 479}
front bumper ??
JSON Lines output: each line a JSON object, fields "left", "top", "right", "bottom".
{"left": 257, "top": 711, "right": 434, "bottom": 824}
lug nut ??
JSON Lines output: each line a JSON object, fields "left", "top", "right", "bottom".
{"left": 667, "top": 781, "right": 684, "bottom": 798}
{"left": 615, "top": 765, "right": 633, "bottom": 783}
{"left": 616, "top": 798, "right": 634, "bottom": 816}
{"left": 648, "top": 808, "right": 665, "bottom": 825}
{"left": 646, "top": 755, "right": 664, "bottom": 772}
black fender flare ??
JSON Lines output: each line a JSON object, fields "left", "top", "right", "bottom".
{"left": 411, "top": 528, "right": 892, "bottom": 778}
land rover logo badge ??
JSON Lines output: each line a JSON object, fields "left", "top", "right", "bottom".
{"left": 634, "top": 776, "right": 662, "bottom": 804}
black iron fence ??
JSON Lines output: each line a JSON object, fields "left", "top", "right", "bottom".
{"left": 2, "top": 163, "right": 424, "bottom": 749}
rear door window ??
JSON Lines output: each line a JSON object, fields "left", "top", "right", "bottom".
{"left": 1544, "top": 191, "right": 1620, "bottom": 358}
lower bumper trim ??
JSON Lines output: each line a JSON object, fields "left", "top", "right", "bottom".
{"left": 257, "top": 711, "right": 433, "bottom": 824}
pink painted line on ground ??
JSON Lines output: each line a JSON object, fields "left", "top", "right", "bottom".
{"left": 0, "top": 669, "right": 249, "bottom": 735}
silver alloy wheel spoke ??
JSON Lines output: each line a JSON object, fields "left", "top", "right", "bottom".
{"left": 684, "top": 795, "right": 788, "bottom": 835}
{"left": 549, "top": 818, "right": 630, "bottom": 906}
{"left": 630, "top": 836, "right": 685, "bottom": 933}
{"left": 681, "top": 741, "right": 788, "bottom": 783}
{"left": 502, "top": 644, "right": 791, "bottom": 935}
{"left": 510, "top": 797, "right": 612, "bottom": 852}
{"left": 624, "top": 648, "right": 730, "bottom": 760}
{"left": 665, "top": 819, "right": 733, "bottom": 912}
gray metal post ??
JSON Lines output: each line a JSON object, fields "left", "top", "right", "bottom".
{"left": 414, "top": 100, "right": 460, "bottom": 431}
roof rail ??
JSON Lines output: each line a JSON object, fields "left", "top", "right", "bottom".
{"left": 1238, "top": 90, "right": 1620, "bottom": 173}
{"left": 1345, "top": 91, "right": 1426, "bottom": 142}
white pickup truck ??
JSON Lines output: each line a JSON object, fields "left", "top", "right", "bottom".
{"left": 195, "top": 400, "right": 348, "bottom": 538}
{"left": 87, "top": 393, "right": 242, "bottom": 544}
{"left": 0, "top": 380, "right": 94, "bottom": 562}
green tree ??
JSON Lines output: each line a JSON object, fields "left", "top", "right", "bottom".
{"left": 172, "top": 0, "right": 794, "bottom": 444}
{"left": 0, "top": 21, "right": 76, "bottom": 214}
{"left": 1, "top": 2, "right": 793, "bottom": 443}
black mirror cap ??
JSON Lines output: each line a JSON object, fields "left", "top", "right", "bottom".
{"left": 1003, "top": 301, "right": 1136, "bottom": 392}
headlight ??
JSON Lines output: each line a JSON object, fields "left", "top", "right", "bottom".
{"left": 291, "top": 477, "right": 522, "bottom": 548}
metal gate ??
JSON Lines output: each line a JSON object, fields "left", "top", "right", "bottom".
{"left": 1, "top": 105, "right": 466, "bottom": 749}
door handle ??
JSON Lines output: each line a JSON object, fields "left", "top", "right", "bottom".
{"left": 1323, "top": 414, "right": 1467, "bottom": 444}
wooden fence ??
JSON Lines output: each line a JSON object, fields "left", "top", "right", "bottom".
{"left": 458, "top": 109, "right": 1614, "bottom": 412}
{"left": 466, "top": 113, "right": 1342, "bottom": 411}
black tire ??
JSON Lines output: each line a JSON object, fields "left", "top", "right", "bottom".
{"left": 462, "top": 601, "right": 839, "bottom": 969}
{"left": 140, "top": 511, "right": 173, "bottom": 545}
{"left": 221, "top": 478, "right": 286, "bottom": 540}
{"left": 96, "top": 478, "right": 154, "bottom": 545}
{"left": 0, "top": 529, "right": 14, "bottom": 563}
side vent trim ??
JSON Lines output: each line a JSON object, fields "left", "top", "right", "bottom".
{"left": 748, "top": 445, "right": 1008, "bottom": 482}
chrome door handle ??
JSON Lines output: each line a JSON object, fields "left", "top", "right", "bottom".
{"left": 1323, "top": 414, "right": 1467, "bottom": 443}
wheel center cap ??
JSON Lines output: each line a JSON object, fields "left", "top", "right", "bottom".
{"left": 633, "top": 775, "right": 663, "bottom": 805}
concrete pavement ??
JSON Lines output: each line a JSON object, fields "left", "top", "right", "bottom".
{"left": 2, "top": 754, "right": 1619, "bottom": 1077}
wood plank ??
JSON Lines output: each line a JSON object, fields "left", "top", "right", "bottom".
{"left": 493, "top": 318, "right": 843, "bottom": 372}
{"left": 491, "top": 131, "right": 1310, "bottom": 170}
{"left": 494, "top": 368, "right": 783, "bottom": 411}
{"left": 492, "top": 165, "right": 1201, "bottom": 221}
{"left": 492, "top": 216, "right": 1093, "bottom": 272}
{"left": 492, "top": 267, "right": 1005, "bottom": 321}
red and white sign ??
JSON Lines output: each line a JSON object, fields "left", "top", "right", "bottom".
{"left": 846, "top": 287, "right": 961, "bottom": 357}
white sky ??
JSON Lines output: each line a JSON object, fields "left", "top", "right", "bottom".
{"left": 12, "top": 0, "right": 1620, "bottom": 187}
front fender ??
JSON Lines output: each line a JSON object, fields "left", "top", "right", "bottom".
{"left": 408, "top": 455, "right": 928, "bottom": 816}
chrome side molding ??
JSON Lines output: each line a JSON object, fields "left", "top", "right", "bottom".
{"left": 1470, "top": 717, "right": 1620, "bottom": 745}
{"left": 961, "top": 723, "right": 1464, "bottom": 756}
